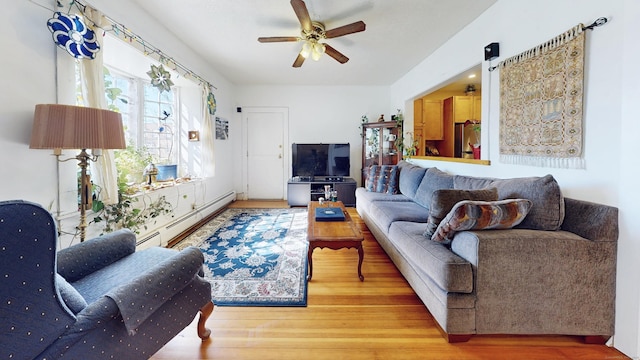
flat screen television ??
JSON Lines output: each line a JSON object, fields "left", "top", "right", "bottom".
{"left": 292, "top": 143, "right": 350, "bottom": 179}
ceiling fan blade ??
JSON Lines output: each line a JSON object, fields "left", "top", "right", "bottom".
{"left": 258, "top": 36, "right": 300, "bottom": 43}
{"left": 325, "top": 21, "right": 366, "bottom": 39}
{"left": 324, "top": 44, "right": 349, "bottom": 64}
{"left": 292, "top": 53, "right": 306, "bottom": 68}
{"left": 291, "top": 0, "right": 312, "bottom": 32}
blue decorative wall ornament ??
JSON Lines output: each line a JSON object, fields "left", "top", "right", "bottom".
{"left": 207, "top": 92, "right": 217, "bottom": 115}
{"left": 47, "top": 12, "right": 100, "bottom": 59}
{"left": 147, "top": 64, "right": 174, "bottom": 93}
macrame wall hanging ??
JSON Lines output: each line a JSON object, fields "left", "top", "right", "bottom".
{"left": 495, "top": 20, "right": 605, "bottom": 169}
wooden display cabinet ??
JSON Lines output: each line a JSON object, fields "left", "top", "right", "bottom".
{"left": 361, "top": 121, "right": 402, "bottom": 185}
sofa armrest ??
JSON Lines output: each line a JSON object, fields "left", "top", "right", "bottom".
{"left": 57, "top": 229, "right": 137, "bottom": 282}
{"left": 561, "top": 197, "right": 618, "bottom": 242}
{"left": 450, "top": 229, "right": 616, "bottom": 335}
{"left": 104, "top": 246, "right": 205, "bottom": 334}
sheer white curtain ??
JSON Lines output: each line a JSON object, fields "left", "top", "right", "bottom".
{"left": 80, "top": 7, "right": 120, "bottom": 205}
{"left": 201, "top": 85, "right": 215, "bottom": 177}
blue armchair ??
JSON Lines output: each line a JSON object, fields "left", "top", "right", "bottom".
{"left": 0, "top": 200, "right": 214, "bottom": 359}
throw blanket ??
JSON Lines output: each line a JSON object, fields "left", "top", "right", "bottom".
{"left": 498, "top": 24, "right": 585, "bottom": 169}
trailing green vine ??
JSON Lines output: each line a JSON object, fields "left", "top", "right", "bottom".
{"left": 91, "top": 182, "right": 174, "bottom": 235}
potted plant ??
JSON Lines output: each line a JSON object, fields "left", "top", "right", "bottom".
{"left": 470, "top": 122, "right": 481, "bottom": 159}
{"left": 91, "top": 181, "right": 174, "bottom": 235}
{"left": 403, "top": 132, "right": 420, "bottom": 159}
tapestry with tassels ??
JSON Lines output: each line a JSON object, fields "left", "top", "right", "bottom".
{"left": 498, "top": 24, "right": 585, "bottom": 168}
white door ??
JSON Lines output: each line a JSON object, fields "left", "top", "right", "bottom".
{"left": 245, "top": 108, "right": 287, "bottom": 199}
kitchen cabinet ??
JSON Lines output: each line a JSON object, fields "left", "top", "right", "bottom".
{"left": 361, "top": 121, "right": 401, "bottom": 186}
{"left": 447, "top": 96, "right": 481, "bottom": 123}
{"left": 440, "top": 96, "right": 481, "bottom": 157}
{"left": 413, "top": 98, "right": 443, "bottom": 156}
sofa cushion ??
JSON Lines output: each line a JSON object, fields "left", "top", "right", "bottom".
{"left": 389, "top": 221, "right": 473, "bottom": 293}
{"left": 356, "top": 187, "right": 411, "bottom": 203}
{"left": 432, "top": 199, "right": 533, "bottom": 244}
{"left": 355, "top": 187, "right": 410, "bottom": 216}
{"left": 424, "top": 188, "right": 499, "bottom": 239}
{"left": 398, "top": 161, "right": 428, "bottom": 198}
{"left": 368, "top": 201, "right": 430, "bottom": 232}
{"left": 365, "top": 165, "right": 399, "bottom": 194}
{"left": 55, "top": 273, "right": 87, "bottom": 313}
{"left": 414, "top": 168, "right": 454, "bottom": 209}
{"left": 454, "top": 174, "right": 564, "bottom": 231}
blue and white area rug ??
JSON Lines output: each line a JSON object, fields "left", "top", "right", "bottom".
{"left": 174, "top": 208, "right": 308, "bottom": 306}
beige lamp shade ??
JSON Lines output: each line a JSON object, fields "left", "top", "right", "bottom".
{"left": 30, "top": 104, "right": 126, "bottom": 150}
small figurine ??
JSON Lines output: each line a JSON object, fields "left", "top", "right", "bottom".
{"left": 377, "top": 114, "right": 385, "bottom": 122}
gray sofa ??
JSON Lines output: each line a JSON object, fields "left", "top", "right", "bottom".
{"left": 356, "top": 161, "right": 618, "bottom": 342}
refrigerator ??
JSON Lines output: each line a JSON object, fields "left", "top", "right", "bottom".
{"left": 454, "top": 123, "right": 476, "bottom": 159}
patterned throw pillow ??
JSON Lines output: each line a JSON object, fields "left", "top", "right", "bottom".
{"left": 424, "top": 188, "right": 499, "bottom": 239}
{"left": 431, "top": 199, "right": 533, "bottom": 244}
{"left": 365, "top": 165, "right": 399, "bottom": 194}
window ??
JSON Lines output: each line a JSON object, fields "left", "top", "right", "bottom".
{"left": 105, "top": 67, "right": 178, "bottom": 164}
{"left": 75, "top": 34, "right": 206, "bottom": 190}
{"left": 142, "top": 83, "right": 176, "bottom": 164}
{"left": 101, "top": 66, "right": 184, "bottom": 184}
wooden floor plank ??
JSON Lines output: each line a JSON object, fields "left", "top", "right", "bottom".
{"left": 151, "top": 200, "right": 629, "bottom": 360}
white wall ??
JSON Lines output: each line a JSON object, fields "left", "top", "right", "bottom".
{"left": 1, "top": 1, "right": 59, "bottom": 205}
{"left": 390, "top": 0, "right": 638, "bottom": 357}
{"left": 236, "top": 86, "right": 389, "bottom": 185}
{"left": 618, "top": 0, "right": 640, "bottom": 357}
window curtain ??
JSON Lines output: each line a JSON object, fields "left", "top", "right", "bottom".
{"left": 79, "top": 7, "right": 120, "bottom": 205}
{"left": 201, "top": 85, "right": 215, "bottom": 177}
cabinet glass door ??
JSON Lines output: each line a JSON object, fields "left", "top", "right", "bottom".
{"left": 364, "top": 127, "right": 379, "bottom": 167}
{"left": 381, "top": 127, "right": 398, "bottom": 165}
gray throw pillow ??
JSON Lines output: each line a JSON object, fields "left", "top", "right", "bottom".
{"left": 424, "top": 188, "right": 499, "bottom": 239}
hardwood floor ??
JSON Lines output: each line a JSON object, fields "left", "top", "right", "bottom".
{"left": 151, "top": 200, "right": 628, "bottom": 360}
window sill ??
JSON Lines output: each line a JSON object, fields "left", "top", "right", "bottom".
{"left": 125, "top": 177, "right": 202, "bottom": 196}
{"left": 405, "top": 156, "right": 491, "bottom": 165}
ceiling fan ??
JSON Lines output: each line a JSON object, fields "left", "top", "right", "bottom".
{"left": 258, "top": 0, "right": 366, "bottom": 67}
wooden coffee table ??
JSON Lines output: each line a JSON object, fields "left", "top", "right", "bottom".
{"left": 306, "top": 201, "right": 365, "bottom": 281}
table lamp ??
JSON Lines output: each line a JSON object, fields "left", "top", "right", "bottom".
{"left": 30, "top": 104, "right": 126, "bottom": 241}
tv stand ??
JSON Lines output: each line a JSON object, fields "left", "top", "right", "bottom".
{"left": 287, "top": 177, "right": 356, "bottom": 207}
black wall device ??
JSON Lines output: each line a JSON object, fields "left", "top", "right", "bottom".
{"left": 484, "top": 42, "right": 499, "bottom": 61}
{"left": 236, "top": 107, "right": 242, "bottom": 113}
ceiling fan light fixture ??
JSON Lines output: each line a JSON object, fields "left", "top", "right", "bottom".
{"left": 311, "top": 42, "right": 326, "bottom": 61}
{"left": 300, "top": 41, "right": 312, "bottom": 58}
{"left": 259, "top": 0, "right": 366, "bottom": 67}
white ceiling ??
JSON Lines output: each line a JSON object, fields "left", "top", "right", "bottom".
{"left": 129, "top": 0, "right": 496, "bottom": 86}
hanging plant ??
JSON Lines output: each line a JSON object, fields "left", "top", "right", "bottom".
{"left": 46, "top": 12, "right": 100, "bottom": 59}
{"left": 207, "top": 92, "right": 217, "bottom": 115}
{"left": 147, "top": 64, "right": 174, "bottom": 92}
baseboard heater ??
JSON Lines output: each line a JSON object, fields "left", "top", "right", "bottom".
{"left": 165, "top": 191, "right": 236, "bottom": 230}
{"left": 137, "top": 231, "right": 160, "bottom": 246}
